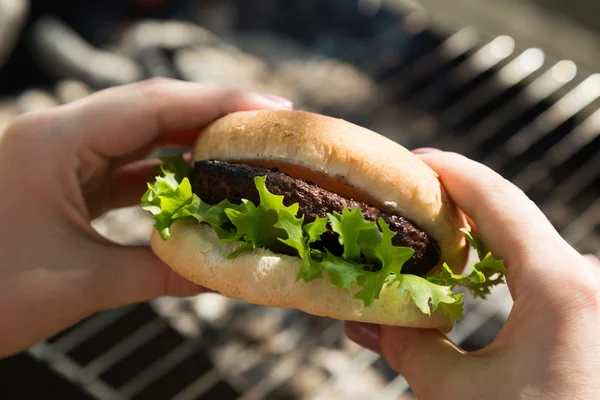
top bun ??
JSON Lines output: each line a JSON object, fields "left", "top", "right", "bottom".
{"left": 192, "top": 109, "right": 469, "bottom": 272}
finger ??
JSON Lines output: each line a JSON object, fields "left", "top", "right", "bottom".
{"left": 107, "top": 152, "right": 191, "bottom": 209}
{"left": 56, "top": 78, "right": 293, "bottom": 159}
{"left": 107, "top": 150, "right": 195, "bottom": 210}
{"left": 108, "top": 159, "right": 164, "bottom": 210}
{"left": 412, "top": 147, "right": 443, "bottom": 155}
{"left": 584, "top": 254, "right": 600, "bottom": 268}
{"left": 345, "top": 322, "right": 466, "bottom": 398}
{"left": 460, "top": 211, "right": 478, "bottom": 235}
{"left": 417, "top": 152, "right": 581, "bottom": 290}
{"left": 412, "top": 149, "right": 478, "bottom": 233}
{"left": 91, "top": 243, "right": 209, "bottom": 310}
{"left": 111, "top": 129, "right": 200, "bottom": 169}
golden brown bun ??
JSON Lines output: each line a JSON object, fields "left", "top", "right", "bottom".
{"left": 150, "top": 110, "right": 470, "bottom": 330}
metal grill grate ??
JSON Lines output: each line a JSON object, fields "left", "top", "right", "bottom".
{"left": 1, "top": 1, "right": 598, "bottom": 399}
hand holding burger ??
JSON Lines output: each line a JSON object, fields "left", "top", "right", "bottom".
{"left": 0, "top": 78, "right": 292, "bottom": 356}
{"left": 346, "top": 150, "right": 600, "bottom": 400}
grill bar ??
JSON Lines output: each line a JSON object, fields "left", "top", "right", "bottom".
{"left": 80, "top": 318, "right": 168, "bottom": 379}
{"left": 541, "top": 155, "right": 600, "bottom": 211}
{"left": 235, "top": 319, "right": 334, "bottom": 400}
{"left": 119, "top": 339, "right": 204, "bottom": 398}
{"left": 440, "top": 47, "right": 545, "bottom": 128}
{"left": 29, "top": 342, "right": 125, "bottom": 400}
{"left": 511, "top": 108, "right": 600, "bottom": 192}
{"left": 412, "top": 35, "right": 516, "bottom": 110}
{"left": 560, "top": 199, "right": 600, "bottom": 245}
{"left": 308, "top": 350, "right": 380, "bottom": 400}
{"left": 449, "top": 61, "right": 576, "bottom": 154}
{"left": 50, "top": 306, "right": 134, "bottom": 353}
{"left": 383, "top": 27, "right": 479, "bottom": 99}
{"left": 484, "top": 74, "right": 600, "bottom": 171}
{"left": 171, "top": 369, "right": 223, "bottom": 400}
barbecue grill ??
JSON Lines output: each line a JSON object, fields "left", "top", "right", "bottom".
{"left": 0, "top": 1, "right": 598, "bottom": 399}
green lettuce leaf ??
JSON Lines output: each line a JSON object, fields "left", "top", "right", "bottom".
{"left": 158, "top": 154, "right": 191, "bottom": 184}
{"left": 141, "top": 154, "right": 506, "bottom": 322}
{"left": 427, "top": 228, "right": 507, "bottom": 299}
{"left": 222, "top": 176, "right": 325, "bottom": 281}
{"left": 141, "top": 156, "right": 239, "bottom": 241}
{"left": 321, "top": 215, "right": 464, "bottom": 317}
{"left": 353, "top": 217, "right": 414, "bottom": 307}
{"left": 174, "top": 196, "right": 245, "bottom": 243}
{"left": 397, "top": 275, "right": 464, "bottom": 318}
{"left": 321, "top": 252, "right": 365, "bottom": 291}
{"left": 225, "top": 176, "right": 299, "bottom": 255}
{"left": 298, "top": 218, "right": 329, "bottom": 281}
{"left": 304, "top": 217, "right": 329, "bottom": 245}
{"left": 140, "top": 168, "right": 194, "bottom": 240}
{"left": 328, "top": 207, "right": 377, "bottom": 260}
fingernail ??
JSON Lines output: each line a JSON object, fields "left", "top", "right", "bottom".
{"left": 412, "top": 147, "right": 443, "bottom": 154}
{"left": 345, "top": 321, "right": 381, "bottom": 353}
{"left": 584, "top": 254, "right": 600, "bottom": 267}
{"left": 261, "top": 93, "right": 294, "bottom": 109}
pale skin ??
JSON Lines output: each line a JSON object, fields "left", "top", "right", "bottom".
{"left": 346, "top": 150, "right": 600, "bottom": 400}
{"left": 1, "top": 78, "right": 599, "bottom": 399}
{"left": 0, "top": 78, "right": 292, "bottom": 356}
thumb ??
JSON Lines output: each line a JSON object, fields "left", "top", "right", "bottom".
{"left": 345, "top": 322, "right": 465, "bottom": 397}
{"left": 91, "top": 243, "right": 208, "bottom": 310}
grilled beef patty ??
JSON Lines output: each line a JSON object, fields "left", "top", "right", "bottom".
{"left": 190, "top": 160, "right": 441, "bottom": 275}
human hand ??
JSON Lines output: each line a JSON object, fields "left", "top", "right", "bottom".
{"left": 345, "top": 150, "right": 600, "bottom": 399}
{"left": 0, "top": 78, "right": 292, "bottom": 357}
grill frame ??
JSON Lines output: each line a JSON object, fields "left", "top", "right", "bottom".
{"left": 0, "top": 1, "right": 598, "bottom": 399}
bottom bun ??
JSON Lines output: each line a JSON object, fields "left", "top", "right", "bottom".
{"left": 151, "top": 222, "right": 455, "bottom": 332}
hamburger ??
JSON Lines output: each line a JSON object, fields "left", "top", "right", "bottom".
{"left": 141, "top": 110, "right": 505, "bottom": 332}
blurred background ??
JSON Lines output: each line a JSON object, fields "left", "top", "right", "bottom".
{"left": 0, "top": 0, "right": 598, "bottom": 399}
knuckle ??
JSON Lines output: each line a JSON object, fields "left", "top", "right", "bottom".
{"left": 221, "top": 86, "right": 246, "bottom": 98}
{"left": 134, "top": 78, "right": 176, "bottom": 132}
{"left": 136, "top": 77, "right": 179, "bottom": 94}
{"left": 558, "top": 259, "right": 600, "bottom": 312}
{"left": 573, "top": 270, "right": 600, "bottom": 310}
{"left": 380, "top": 327, "right": 417, "bottom": 372}
{"left": 217, "top": 88, "right": 246, "bottom": 109}
{"left": 2, "top": 109, "right": 55, "bottom": 141}
{"left": 488, "top": 172, "right": 525, "bottom": 201}
{"left": 11, "top": 110, "right": 48, "bottom": 128}
{"left": 584, "top": 254, "right": 600, "bottom": 268}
